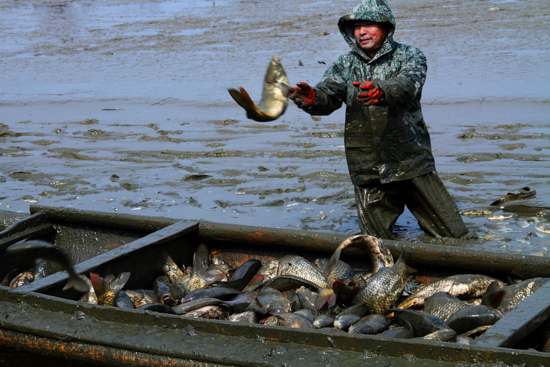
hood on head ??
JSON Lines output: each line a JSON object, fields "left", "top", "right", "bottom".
{"left": 338, "top": 0, "right": 396, "bottom": 59}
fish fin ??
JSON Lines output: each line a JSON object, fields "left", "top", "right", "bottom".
{"left": 193, "top": 243, "right": 211, "bottom": 276}
{"left": 228, "top": 88, "right": 252, "bottom": 110}
{"left": 322, "top": 235, "right": 360, "bottom": 277}
{"left": 228, "top": 87, "right": 277, "bottom": 122}
{"left": 314, "top": 288, "right": 336, "bottom": 311}
{"left": 90, "top": 273, "right": 106, "bottom": 296}
{"left": 481, "top": 281, "right": 506, "bottom": 308}
{"left": 63, "top": 275, "right": 89, "bottom": 293}
{"left": 108, "top": 272, "right": 131, "bottom": 292}
{"left": 203, "top": 272, "right": 226, "bottom": 287}
{"left": 155, "top": 250, "right": 172, "bottom": 271}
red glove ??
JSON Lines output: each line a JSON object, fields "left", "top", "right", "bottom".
{"left": 289, "top": 82, "right": 315, "bottom": 109}
{"left": 353, "top": 81, "right": 383, "bottom": 105}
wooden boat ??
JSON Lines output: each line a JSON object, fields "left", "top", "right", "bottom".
{"left": 1, "top": 204, "right": 550, "bottom": 366}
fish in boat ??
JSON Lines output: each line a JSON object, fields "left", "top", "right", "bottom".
{"left": 6, "top": 239, "right": 88, "bottom": 293}
{"left": 242, "top": 260, "right": 278, "bottom": 291}
{"left": 397, "top": 274, "right": 503, "bottom": 309}
{"left": 183, "top": 243, "right": 226, "bottom": 294}
{"left": 423, "top": 292, "right": 471, "bottom": 322}
{"left": 333, "top": 303, "right": 370, "bottom": 331}
{"left": 445, "top": 305, "right": 503, "bottom": 334}
{"left": 278, "top": 255, "right": 329, "bottom": 289}
{"left": 9, "top": 271, "right": 34, "bottom": 288}
{"left": 90, "top": 271, "right": 131, "bottom": 307}
{"left": 391, "top": 309, "right": 455, "bottom": 342}
{"left": 348, "top": 314, "right": 390, "bottom": 335}
{"left": 210, "top": 259, "right": 262, "bottom": 291}
{"left": 483, "top": 277, "right": 550, "bottom": 313}
{"left": 352, "top": 253, "right": 415, "bottom": 314}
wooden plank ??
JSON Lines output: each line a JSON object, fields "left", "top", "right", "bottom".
{"left": 0, "top": 213, "right": 55, "bottom": 251}
{"left": 199, "top": 221, "right": 550, "bottom": 279}
{"left": 472, "top": 281, "right": 550, "bottom": 348}
{"left": 1, "top": 287, "right": 549, "bottom": 366}
{"left": 15, "top": 220, "right": 199, "bottom": 294}
{"left": 30, "top": 204, "right": 179, "bottom": 233}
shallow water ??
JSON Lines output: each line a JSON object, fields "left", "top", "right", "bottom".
{"left": 1, "top": 0, "right": 549, "bottom": 256}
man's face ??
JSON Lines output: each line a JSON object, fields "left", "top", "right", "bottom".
{"left": 353, "top": 21, "right": 389, "bottom": 57}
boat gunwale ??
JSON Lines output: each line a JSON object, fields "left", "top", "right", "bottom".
{"left": 1, "top": 285, "right": 548, "bottom": 366}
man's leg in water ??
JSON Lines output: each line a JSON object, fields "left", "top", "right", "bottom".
{"left": 405, "top": 172, "right": 471, "bottom": 239}
{"left": 354, "top": 182, "right": 405, "bottom": 240}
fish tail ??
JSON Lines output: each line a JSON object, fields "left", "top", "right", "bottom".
{"left": 90, "top": 273, "right": 106, "bottom": 296}
{"left": 322, "top": 235, "right": 359, "bottom": 277}
{"left": 481, "top": 281, "right": 507, "bottom": 309}
{"left": 228, "top": 88, "right": 255, "bottom": 111}
{"left": 314, "top": 288, "right": 336, "bottom": 310}
{"left": 63, "top": 274, "right": 89, "bottom": 293}
{"left": 107, "top": 272, "right": 131, "bottom": 292}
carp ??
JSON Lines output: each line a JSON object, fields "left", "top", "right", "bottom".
{"left": 484, "top": 277, "right": 550, "bottom": 313}
{"left": 423, "top": 292, "right": 472, "bottom": 322}
{"left": 352, "top": 254, "right": 415, "bottom": 315}
{"left": 228, "top": 311, "right": 258, "bottom": 323}
{"left": 183, "top": 244, "right": 226, "bottom": 294}
{"left": 228, "top": 56, "right": 289, "bottom": 122}
{"left": 391, "top": 309, "right": 453, "bottom": 340}
{"left": 333, "top": 303, "right": 370, "bottom": 331}
{"left": 398, "top": 274, "right": 503, "bottom": 309}
{"left": 348, "top": 314, "right": 390, "bottom": 335}
{"left": 446, "top": 305, "right": 503, "bottom": 334}
{"left": 278, "top": 255, "right": 328, "bottom": 289}
{"left": 490, "top": 187, "right": 536, "bottom": 206}
{"left": 210, "top": 259, "right": 262, "bottom": 291}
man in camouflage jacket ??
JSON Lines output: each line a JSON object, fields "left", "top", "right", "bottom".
{"left": 290, "top": 0, "right": 470, "bottom": 239}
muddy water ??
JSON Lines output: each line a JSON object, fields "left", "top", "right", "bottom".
{"left": 1, "top": 0, "right": 549, "bottom": 256}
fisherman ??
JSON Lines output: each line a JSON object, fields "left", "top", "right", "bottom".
{"left": 289, "top": 0, "right": 472, "bottom": 240}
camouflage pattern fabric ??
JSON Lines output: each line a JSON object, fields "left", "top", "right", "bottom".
{"left": 304, "top": 0, "right": 435, "bottom": 185}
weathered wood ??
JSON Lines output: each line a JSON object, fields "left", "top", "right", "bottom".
{"left": 15, "top": 220, "right": 199, "bottom": 294}
{"left": 1, "top": 287, "right": 548, "bottom": 366}
{"left": 472, "top": 281, "right": 550, "bottom": 348}
{"left": 30, "top": 204, "right": 179, "bottom": 233}
{"left": 199, "top": 221, "right": 550, "bottom": 279}
{"left": 0, "top": 212, "right": 55, "bottom": 251}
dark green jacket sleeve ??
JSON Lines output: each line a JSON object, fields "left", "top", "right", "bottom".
{"left": 374, "top": 47, "right": 427, "bottom": 106}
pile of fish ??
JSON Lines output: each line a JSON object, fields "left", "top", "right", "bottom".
{"left": 3, "top": 237, "right": 550, "bottom": 351}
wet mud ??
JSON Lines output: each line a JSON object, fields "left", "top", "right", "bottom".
{"left": 1, "top": 0, "right": 550, "bottom": 256}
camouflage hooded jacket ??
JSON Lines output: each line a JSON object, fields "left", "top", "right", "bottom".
{"left": 305, "top": 0, "right": 435, "bottom": 185}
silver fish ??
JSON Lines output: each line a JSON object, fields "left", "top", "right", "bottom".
{"left": 228, "top": 56, "right": 289, "bottom": 122}
{"left": 278, "top": 255, "right": 328, "bottom": 289}
{"left": 398, "top": 274, "right": 503, "bottom": 309}
{"left": 488, "top": 213, "right": 516, "bottom": 221}
{"left": 534, "top": 218, "right": 550, "bottom": 234}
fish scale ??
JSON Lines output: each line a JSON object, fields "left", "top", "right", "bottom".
{"left": 278, "top": 255, "right": 328, "bottom": 289}
{"left": 351, "top": 254, "right": 413, "bottom": 315}
{"left": 315, "top": 258, "right": 356, "bottom": 285}
{"left": 423, "top": 292, "right": 471, "bottom": 323}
